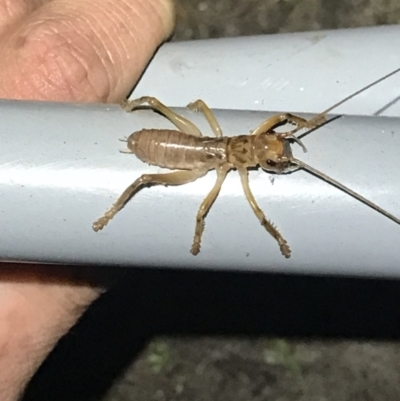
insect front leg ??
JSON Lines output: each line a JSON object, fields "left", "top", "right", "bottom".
{"left": 121, "top": 97, "right": 203, "bottom": 137}
{"left": 191, "top": 166, "right": 230, "bottom": 255}
{"left": 238, "top": 168, "right": 291, "bottom": 258}
{"left": 187, "top": 99, "right": 224, "bottom": 138}
{"left": 92, "top": 169, "right": 207, "bottom": 232}
{"left": 250, "top": 113, "right": 325, "bottom": 137}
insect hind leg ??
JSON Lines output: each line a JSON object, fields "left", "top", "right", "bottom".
{"left": 238, "top": 168, "right": 291, "bottom": 258}
{"left": 92, "top": 169, "right": 206, "bottom": 232}
{"left": 121, "top": 97, "right": 204, "bottom": 137}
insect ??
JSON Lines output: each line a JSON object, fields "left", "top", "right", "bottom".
{"left": 92, "top": 68, "right": 400, "bottom": 258}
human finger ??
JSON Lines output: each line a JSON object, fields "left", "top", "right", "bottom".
{"left": 0, "top": 0, "right": 50, "bottom": 35}
{"left": 0, "top": 0, "right": 175, "bottom": 101}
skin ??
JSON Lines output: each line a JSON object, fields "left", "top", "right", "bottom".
{"left": 0, "top": 0, "right": 175, "bottom": 399}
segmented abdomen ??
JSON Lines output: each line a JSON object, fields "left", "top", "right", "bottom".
{"left": 127, "top": 129, "right": 226, "bottom": 170}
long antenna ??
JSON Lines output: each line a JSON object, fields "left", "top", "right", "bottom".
{"left": 292, "top": 158, "right": 400, "bottom": 225}
{"left": 292, "top": 66, "right": 400, "bottom": 135}
{"left": 318, "top": 67, "right": 400, "bottom": 116}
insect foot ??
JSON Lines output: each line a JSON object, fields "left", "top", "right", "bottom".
{"left": 263, "top": 219, "right": 291, "bottom": 259}
{"left": 92, "top": 217, "right": 108, "bottom": 232}
{"left": 190, "top": 243, "right": 200, "bottom": 256}
{"left": 92, "top": 208, "right": 117, "bottom": 232}
{"left": 280, "top": 241, "right": 291, "bottom": 259}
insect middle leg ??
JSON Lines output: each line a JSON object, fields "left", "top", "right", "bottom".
{"left": 187, "top": 99, "right": 224, "bottom": 138}
{"left": 191, "top": 166, "right": 230, "bottom": 255}
{"left": 92, "top": 169, "right": 207, "bottom": 232}
{"left": 121, "top": 97, "right": 203, "bottom": 137}
{"left": 238, "top": 168, "right": 291, "bottom": 258}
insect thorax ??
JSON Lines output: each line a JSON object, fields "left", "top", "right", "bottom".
{"left": 226, "top": 135, "right": 256, "bottom": 167}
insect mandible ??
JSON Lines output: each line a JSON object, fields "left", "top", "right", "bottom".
{"left": 92, "top": 68, "right": 400, "bottom": 258}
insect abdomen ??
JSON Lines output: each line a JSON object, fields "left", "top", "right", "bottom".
{"left": 127, "top": 129, "right": 226, "bottom": 170}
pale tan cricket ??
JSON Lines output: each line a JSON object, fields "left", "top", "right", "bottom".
{"left": 92, "top": 68, "right": 400, "bottom": 258}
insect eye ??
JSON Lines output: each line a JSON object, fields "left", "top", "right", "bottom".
{"left": 266, "top": 159, "right": 276, "bottom": 166}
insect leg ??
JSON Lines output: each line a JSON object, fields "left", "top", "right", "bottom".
{"left": 238, "top": 168, "right": 291, "bottom": 258}
{"left": 252, "top": 113, "right": 323, "bottom": 136}
{"left": 92, "top": 169, "right": 207, "bottom": 232}
{"left": 191, "top": 166, "right": 229, "bottom": 255}
{"left": 187, "top": 99, "right": 224, "bottom": 138}
{"left": 121, "top": 97, "right": 203, "bottom": 137}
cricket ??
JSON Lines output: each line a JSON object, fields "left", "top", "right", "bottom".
{"left": 92, "top": 67, "right": 400, "bottom": 258}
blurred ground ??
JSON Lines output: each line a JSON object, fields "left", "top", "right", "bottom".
{"left": 105, "top": 338, "right": 400, "bottom": 401}
{"left": 22, "top": 1, "right": 400, "bottom": 401}
{"left": 173, "top": 0, "right": 400, "bottom": 40}
{"left": 102, "top": 2, "right": 400, "bottom": 401}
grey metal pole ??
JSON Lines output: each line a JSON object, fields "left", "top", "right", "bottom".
{"left": 0, "top": 99, "right": 399, "bottom": 277}
{"left": 133, "top": 25, "right": 400, "bottom": 118}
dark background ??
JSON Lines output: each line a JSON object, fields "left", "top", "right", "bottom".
{"left": 23, "top": 1, "right": 400, "bottom": 401}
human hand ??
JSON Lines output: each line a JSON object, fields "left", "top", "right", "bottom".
{"left": 0, "top": 0, "right": 174, "bottom": 399}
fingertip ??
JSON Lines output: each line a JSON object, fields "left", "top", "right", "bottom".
{"left": 0, "top": 0, "right": 175, "bottom": 102}
{"left": 150, "top": 0, "right": 176, "bottom": 41}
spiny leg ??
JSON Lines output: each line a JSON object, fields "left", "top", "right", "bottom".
{"left": 187, "top": 99, "right": 224, "bottom": 138}
{"left": 250, "top": 113, "right": 325, "bottom": 136}
{"left": 121, "top": 97, "right": 203, "bottom": 137}
{"left": 250, "top": 113, "right": 313, "bottom": 152}
{"left": 93, "top": 170, "right": 206, "bottom": 232}
{"left": 191, "top": 166, "right": 229, "bottom": 255}
{"left": 238, "top": 168, "right": 291, "bottom": 258}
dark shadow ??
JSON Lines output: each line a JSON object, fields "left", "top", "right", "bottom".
{"left": 373, "top": 94, "right": 400, "bottom": 116}
{"left": 23, "top": 267, "right": 400, "bottom": 401}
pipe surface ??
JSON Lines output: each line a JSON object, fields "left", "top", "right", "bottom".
{"left": 133, "top": 25, "right": 400, "bottom": 117}
{"left": 0, "top": 99, "right": 399, "bottom": 278}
